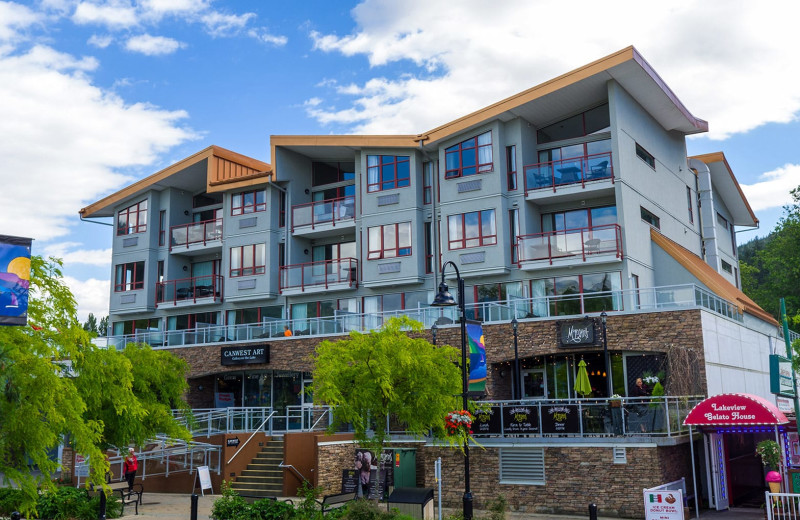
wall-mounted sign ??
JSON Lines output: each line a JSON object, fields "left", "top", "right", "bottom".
{"left": 770, "top": 354, "right": 796, "bottom": 397}
{"left": 541, "top": 404, "right": 580, "bottom": 434}
{"left": 473, "top": 407, "right": 501, "bottom": 435}
{"left": 558, "top": 319, "right": 596, "bottom": 347}
{"left": 221, "top": 344, "right": 269, "bottom": 365}
{"left": 226, "top": 438, "right": 240, "bottom": 447}
{"left": 503, "top": 405, "right": 540, "bottom": 435}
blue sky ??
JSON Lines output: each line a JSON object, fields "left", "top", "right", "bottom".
{"left": 2, "top": 0, "right": 799, "bottom": 321}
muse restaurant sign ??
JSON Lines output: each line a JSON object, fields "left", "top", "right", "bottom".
{"left": 221, "top": 345, "right": 269, "bottom": 366}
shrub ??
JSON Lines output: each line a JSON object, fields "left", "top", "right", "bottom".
{"left": 340, "top": 499, "right": 414, "bottom": 520}
{"left": 34, "top": 486, "right": 121, "bottom": 520}
{"left": 0, "top": 488, "right": 24, "bottom": 516}
{"left": 210, "top": 481, "right": 251, "bottom": 520}
{"left": 484, "top": 495, "right": 507, "bottom": 520}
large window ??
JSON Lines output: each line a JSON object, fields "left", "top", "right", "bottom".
{"left": 227, "top": 306, "right": 283, "bottom": 324}
{"left": 230, "top": 244, "right": 266, "bottom": 277}
{"left": 537, "top": 104, "right": 609, "bottom": 144}
{"left": 542, "top": 205, "right": 617, "bottom": 232}
{"left": 445, "top": 131, "right": 493, "bottom": 179}
{"left": 424, "top": 222, "right": 433, "bottom": 274}
{"left": 448, "top": 209, "right": 497, "bottom": 249}
{"left": 232, "top": 189, "right": 266, "bottom": 216}
{"left": 117, "top": 199, "right": 147, "bottom": 236}
{"left": 368, "top": 222, "right": 412, "bottom": 260}
{"left": 112, "top": 318, "right": 160, "bottom": 336}
{"left": 312, "top": 161, "right": 354, "bottom": 186}
{"left": 367, "top": 155, "right": 410, "bottom": 192}
{"left": 114, "top": 261, "right": 145, "bottom": 291}
{"left": 167, "top": 312, "right": 218, "bottom": 330}
{"left": 530, "top": 272, "right": 622, "bottom": 317}
{"left": 506, "top": 145, "right": 517, "bottom": 191}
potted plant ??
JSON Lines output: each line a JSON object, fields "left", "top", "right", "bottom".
{"left": 757, "top": 440, "right": 782, "bottom": 471}
{"left": 609, "top": 394, "right": 623, "bottom": 408}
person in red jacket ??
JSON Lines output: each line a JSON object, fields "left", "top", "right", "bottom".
{"left": 123, "top": 447, "right": 138, "bottom": 491}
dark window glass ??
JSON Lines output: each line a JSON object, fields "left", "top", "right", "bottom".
{"left": 640, "top": 207, "right": 660, "bottom": 229}
{"left": 635, "top": 143, "right": 655, "bottom": 169}
{"left": 193, "top": 192, "right": 222, "bottom": 208}
{"left": 537, "top": 104, "right": 609, "bottom": 144}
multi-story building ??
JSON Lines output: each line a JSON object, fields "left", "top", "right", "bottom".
{"left": 80, "top": 47, "right": 788, "bottom": 515}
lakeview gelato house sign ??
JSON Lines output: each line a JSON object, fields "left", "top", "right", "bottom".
{"left": 221, "top": 345, "right": 269, "bottom": 366}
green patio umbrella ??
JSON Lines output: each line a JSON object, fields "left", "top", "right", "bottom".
{"left": 574, "top": 358, "right": 592, "bottom": 397}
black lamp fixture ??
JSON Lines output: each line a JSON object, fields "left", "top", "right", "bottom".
{"left": 511, "top": 317, "right": 520, "bottom": 401}
{"left": 600, "top": 311, "right": 612, "bottom": 397}
{"left": 431, "top": 261, "right": 473, "bottom": 520}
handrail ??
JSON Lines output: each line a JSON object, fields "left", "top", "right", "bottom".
{"left": 227, "top": 411, "right": 276, "bottom": 464}
{"left": 291, "top": 195, "right": 355, "bottom": 232}
{"left": 169, "top": 218, "right": 223, "bottom": 250}
{"left": 279, "top": 461, "right": 310, "bottom": 484}
{"left": 524, "top": 150, "right": 613, "bottom": 194}
{"left": 517, "top": 223, "right": 622, "bottom": 263}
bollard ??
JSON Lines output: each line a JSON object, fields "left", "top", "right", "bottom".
{"left": 10, "top": 512, "right": 20, "bottom": 520}
{"left": 191, "top": 494, "right": 199, "bottom": 520}
{"left": 588, "top": 503, "right": 598, "bottom": 520}
{"left": 98, "top": 490, "right": 107, "bottom": 520}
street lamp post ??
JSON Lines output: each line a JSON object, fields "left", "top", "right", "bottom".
{"left": 511, "top": 318, "right": 520, "bottom": 400}
{"left": 431, "top": 260, "right": 473, "bottom": 520}
{"left": 431, "top": 322, "right": 438, "bottom": 346}
{"left": 600, "top": 311, "right": 612, "bottom": 397}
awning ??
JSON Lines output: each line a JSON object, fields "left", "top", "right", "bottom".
{"left": 683, "top": 393, "right": 789, "bottom": 426}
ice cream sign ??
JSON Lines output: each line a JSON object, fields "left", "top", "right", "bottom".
{"left": 643, "top": 490, "right": 684, "bottom": 520}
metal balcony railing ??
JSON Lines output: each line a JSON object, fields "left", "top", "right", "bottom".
{"left": 174, "top": 406, "right": 334, "bottom": 437}
{"left": 517, "top": 224, "right": 622, "bottom": 264}
{"left": 155, "top": 274, "right": 222, "bottom": 307}
{"left": 170, "top": 218, "right": 222, "bottom": 250}
{"left": 292, "top": 195, "right": 355, "bottom": 232}
{"left": 279, "top": 258, "right": 358, "bottom": 293}
{"left": 524, "top": 151, "right": 613, "bottom": 194}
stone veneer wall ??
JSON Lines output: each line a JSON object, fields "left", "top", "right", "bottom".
{"left": 165, "top": 309, "right": 707, "bottom": 407}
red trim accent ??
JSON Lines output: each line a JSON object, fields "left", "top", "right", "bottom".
{"left": 231, "top": 189, "right": 267, "bottom": 216}
{"left": 169, "top": 218, "right": 222, "bottom": 251}
{"left": 683, "top": 393, "right": 789, "bottom": 426}
{"left": 367, "top": 222, "right": 412, "bottom": 260}
{"left": 445, "top": 131, "right": 493, "bottom": 179}
{"left": 517, "top": 224, "right": 622, "bottom": 264}
{"left": 155, "top": 274, "right": 223, "bottom": 307}
{"left": 447, "top": 209, "right": 497, "bottom": 250}
{"left": 523, "top": 151, "right": 613, "bottom": 196}
{"left": 229, "top": 244, "right": 266, "bottom": 277}
{"left": 117, "top": 199, "right": 148, "bottom": 236}
{"left": 291, "top": 195, "right": 354, "bottom": 232}
{"left": 366, "top": 155, "right": 410, "bottom": 192}
{"left": 279, "top": 258, "right": 358, "bottom": 293}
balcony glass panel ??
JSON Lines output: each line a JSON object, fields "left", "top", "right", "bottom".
{"left": 292, "top": 196, "right": 355, "bottom": 231}
{"left": 524, "top": 151, "right": 612, "bottom": 191}
{"left": 170, "top": 219, "right": 222, "bottom": 249}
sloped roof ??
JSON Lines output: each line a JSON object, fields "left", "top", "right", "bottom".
{"left": 689, "top": 152, "right": 758, "bottom": 227}
{"left": 650, "top": 228, "right": 777, "bottom": 325}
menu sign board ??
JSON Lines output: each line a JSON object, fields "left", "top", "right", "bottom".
{"left": 503, "top": 405, "right": 540, "bottom": 434}
{"left": 559, "top": 319, "right": 596, "bottom": 347}
{"left": 473, "top": 407, "right": 502, "bottom": 435}
{"left": 341, "top": 469, "right": 359, "bottom": 494}
{"left": 541, "top": 404, "right": 580, "bottom": 434}
{"left": 643, "top": 490, "right": 684, "bottom": 520}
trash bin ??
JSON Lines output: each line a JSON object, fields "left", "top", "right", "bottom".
{"left": 387, "top": 487, "right": 434, "bottom": 520}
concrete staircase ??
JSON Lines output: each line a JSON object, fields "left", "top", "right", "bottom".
{"left": 230, "top": 437, "right": 284, "bottom": 498}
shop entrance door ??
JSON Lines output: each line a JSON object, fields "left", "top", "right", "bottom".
{"left": 522, "top": 369, "right": 546, "bottom": 399}
{"left": 705, "top": 432, "right": 730, "bottom": 510}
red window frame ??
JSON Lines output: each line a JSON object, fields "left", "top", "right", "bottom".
{"left": 367, "top": 155, "right": 410, "bottom": 193}
{"left": 448, "top": 209, "right": 497, "bottom": 250}
{"left": 445, "top": 131, "right": 493, "bottom": 179}
{"left": 423, "top": 161, "right": 434, "bottom": 204}
{"left": 114, "top": 261, "right": 145, "bottom": 292}
{"left": 231, "top": 189, "right": 267, "bottom": 216}
{"left": 509, "top": 208, "right": 519, "bottom": 263}
{"left": 158, "top": 210, "right": 166, "bottom": 246}
{"left": 117, "top": 199, "right": 147, "bottom": 236}
{"left": 230, "top": 244, "right": 266, "bottom": 277}
{"left": 424, "top": 222, "right": 433, "bottom": 274}
{"left": 367, "top": 222, "right": 412, "bottom": 260}
{"left": 506, "top": 145, "right": 517, "bottom": 191}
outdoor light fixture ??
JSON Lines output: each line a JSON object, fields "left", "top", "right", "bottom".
{"left": 511, "top": 317, "right": 520, "bottom": 400}
{"left": 431, "top": 261, "right": 473, "bottom": 520}
{"left": 431, "top": 323, "right": 438, "bottom": 346}
{"left": 600, "top": 311, "right": 612, "bottom": 397}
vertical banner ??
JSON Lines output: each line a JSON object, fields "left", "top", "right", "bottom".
{"left": 0, "top": 235, "right": 32, "bottom": 326}
{"left": 466, "top": 321, "right": 486, "bottom": 393}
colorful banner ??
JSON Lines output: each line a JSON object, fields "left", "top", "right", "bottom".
{"left": 466, "top": 321, "right": 486, "bottom": 393}
{"left": 0, "top": 235, "right": 31, "bottom": 326}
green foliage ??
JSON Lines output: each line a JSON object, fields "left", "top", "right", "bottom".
{"left": 211, "top": 481, "right": 250, "bottom": 520}
{"left": 739, "top": 184, "right": 800, "bottom": 325}
{"left": 250, "top": 498, "right": 296, "bottom": 520}
{"left": 311, "top": 316, "right": 462, "bottom": 454}
{"left": 484, "top": 495, "right": 507, "bottom": 520}
{"left": 0, "top": 256, "right": 192, "bottom": 514}
{"left": 340, "top": 499, "right": 414, "bottom": 520}
{"left": 83, "top": 313, "right": 98, "bottom": 335}
{"left": 757, "top": 440, "right": 782, "bottom": 469}
{"left": 294, "top": 481, "right": 323, "bottom": 520}
{"left": 0, "top": 488, "right": 24, "bottom": 515}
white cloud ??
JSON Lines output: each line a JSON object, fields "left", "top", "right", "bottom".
{"left": 247, "top": 27, "right": 287, "bottom": 46}
{"left": 307, "top": 0, "right": 800, "bottom": 140}
{"left": 125, "top": 33, "right": 185, "bottom": 55}
{"left": 42, "top": 242, "right": 112, "bottom": 267}
{"left": 0, "top": 44, "right": 197, "bottom": 241}
{"left": 201, "top": 10, "right": 255, "bottom": 37}
{"left": 0, "top": 1, "right": 41, "bottom": 42}
{"left": 140, "top": 0, "right": 208, "bottom": 18}
{"left": 64, "top": 275, "right": 109, "bottom": 322}
{"left": 73, "top": 1, "right": 139, "bottom": 28}
{"left": 87, "top": 33, "right": 113, "bottom": 48}
{"left": 740, "top": 165, "right": 800, "bottom": 212}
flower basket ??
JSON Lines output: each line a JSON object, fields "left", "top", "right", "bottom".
{"left": 445, "top": 410, "right": 474, "bottom": 451}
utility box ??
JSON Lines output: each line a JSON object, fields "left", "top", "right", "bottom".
{"left": 386, "top": 487, "right": 434, "bottom": 520}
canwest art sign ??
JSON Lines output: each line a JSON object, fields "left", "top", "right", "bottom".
{"left": 220, "top": 344, "right": 269, "bottom": 365}
{"left": 558, "top": 319, "right": 596, "bottom": 347}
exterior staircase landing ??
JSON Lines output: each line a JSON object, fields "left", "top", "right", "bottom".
{"left": 230, "top": 437, "right": 284, "bottom": 498}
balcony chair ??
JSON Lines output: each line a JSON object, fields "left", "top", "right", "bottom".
{"left": 589, "top": 160, "right": 609, "bottom": 179}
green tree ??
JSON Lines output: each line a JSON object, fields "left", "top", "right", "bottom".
{"left": 0, "top": 256, "right": 191, "bottom": 514}
{"left": 98, "top": 315, "right": 108, "bottom": 336}
{"left": 311, "top": 316, "right": 462, "bottom": 454}
{"left": 83, "top": 312, "right": 98, "bottom": 334}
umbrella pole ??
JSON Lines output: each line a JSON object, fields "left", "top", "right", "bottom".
{"left": 689, "top": 426, "right": 700, "bottom": 519}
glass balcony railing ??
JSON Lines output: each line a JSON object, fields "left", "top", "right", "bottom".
{"left": 524, "top": 151, "right": 613, "bottom": 193}
{"left": 292, "top": 196, "right": 355, "bottom": 232}
{"left": 170, "top": 218, "right": 222, "bottom": 250}
{"left": 517, "top": 224, "right": 622, "bottom": 263}
{"left": 155, "top": 274, "right": 222, "bottom": 306}
{"left": 104, "top": 283, "right": 744, "bottom": 350}
{"left": 279, "top": 258, "right": 358, "bottom": 293}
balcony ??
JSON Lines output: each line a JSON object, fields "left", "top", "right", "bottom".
{"left": 279, "top": 258, "right": 358, "bottom": 296}
{"left": 524, "top": 152, "right": 613, "bottom": 201}
{"left": 155, "top": 274, "right": 223, "bottom": 307}
{"left": 517, "top": 224, "right": 622, "bottom": 269}
{"left": 170, "top": 218, "right": 222, "bottom": 254}
{"left": 291, "top": 196, "right": 355, "bottom": 238}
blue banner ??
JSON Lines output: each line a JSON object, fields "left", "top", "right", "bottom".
{"left": 466, "top": 321, "right": 486, "bottom": 393}
{"left": 0, "top": 235, "right": 32, "bottom": 326}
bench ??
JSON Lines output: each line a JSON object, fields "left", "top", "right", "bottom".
{"left": 107, "top": 481, "right": 143, "bottom": 516}
{"left": 316, "top": 492, "right": 356, "bottom": 514}
{"left": 646, "top": 477, "right": 695, "bottom": 510}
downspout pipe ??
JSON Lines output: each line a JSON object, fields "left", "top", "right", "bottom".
{"left": 688, "top": 158, "right": 719, "bottom": 271}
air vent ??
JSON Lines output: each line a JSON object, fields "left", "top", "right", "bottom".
{"left": 499, "top": 448, "right": 544, "bottom": 485}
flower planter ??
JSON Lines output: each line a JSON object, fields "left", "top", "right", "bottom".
{"left": 610, "top": 400, "right": 622, "bottom": 408}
